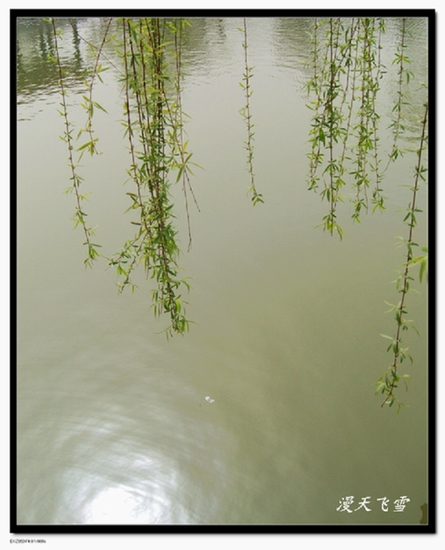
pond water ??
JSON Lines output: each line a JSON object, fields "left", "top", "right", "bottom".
{"left": 16, "top": 16, "right": 429, "bottom": 526}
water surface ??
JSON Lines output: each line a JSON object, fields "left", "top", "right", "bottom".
{"left": 16, "top": 16, "right": 429, "bottom": 526}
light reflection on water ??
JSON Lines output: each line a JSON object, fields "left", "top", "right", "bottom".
{"left": 18, "top": 354, "right": 228, "bottom": 524}
{"left": 16, "top": 16, "right": 428, "bottom": 526}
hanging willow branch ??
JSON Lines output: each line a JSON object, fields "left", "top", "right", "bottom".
{"left": 239, "top": 18, "right": 263, "bottom": 205}
{"left": 324, "top": 18, "right": 343, "bottom": 237}
{"left": 306, "top": 17, "right": 365, "bottom": 239}
{"left": 51, "top": 16, "right": 196, "bottom": 337}
{"left": 376, "top": 99, "right": 428, "bottom": 411}
{"left": 108, "top": 17, "right": 193, "bottom": 337}
{"left": 370, "top": 18, "right": 386, "bottom": 213}
{"left": 164, "top": 18, "right": 200, "bottom": 252}
{"left": 48, "top": 17, "right": 101, "bottom": 268}
{"left": 350, "top": 17, "right": 383, "bottom": 222}
{"left": 382, "top": 17, "right": 413, "bottom": 174}
{"left": 76, "top": 17, "right": 112, "bottom": 158}
{"left": 306, "top": 17, "right": 327, "bottom": 194}
{"left": 305, "top": 17, "right": 403, "bottom": 234}
{"left": 304, "top": 17, "right": 428, "bottom": 409}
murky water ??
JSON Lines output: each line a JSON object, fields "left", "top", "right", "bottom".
{"left": 16, "top": 17, "right": 429, "bottom": 526}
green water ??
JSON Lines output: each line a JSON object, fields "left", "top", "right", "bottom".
{"left": 16, "top": 16, "right": 429, "bottom": 526}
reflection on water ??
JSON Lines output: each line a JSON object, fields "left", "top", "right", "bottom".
{"left": 17, "top": 19, "right": 84, "bottom": 106}
{"left": 16, "top": 16, "right": 429, "bottom": 526}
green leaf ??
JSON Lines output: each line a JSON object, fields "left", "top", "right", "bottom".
{"left": 93, "top": 101, "right": 108, "bottom": 113}
{"left": 77, "top": 139, "right": 96, "bottom": 152}
{"left": 419, "top": 257, "right": 427, "bottom": 283}
{"left": 375, "top": 382, "right": 385, "bottom": 395}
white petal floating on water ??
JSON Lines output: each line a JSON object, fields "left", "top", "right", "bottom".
{"left": 204, "top": 396, "right": 215, "bottom": 404}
